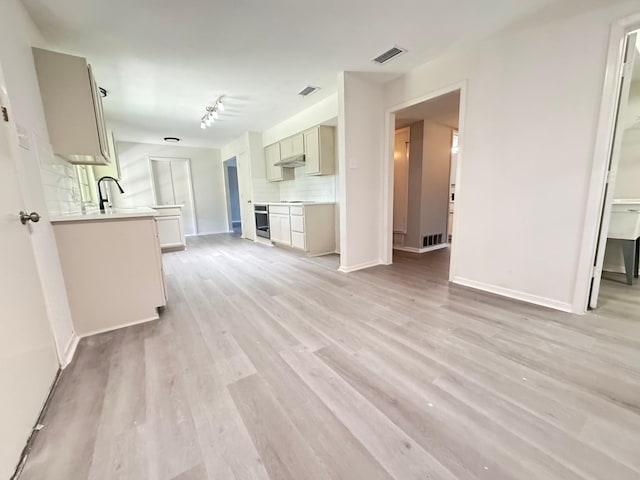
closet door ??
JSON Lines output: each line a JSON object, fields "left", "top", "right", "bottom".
{"left": 150, "top": 158, "right": 197, "bottom": 236}
{"left": 151, "top": 160, "right": 174, "bottom": 205}
{"left": 170, "top": 159, "right": 197, "bottom": 235}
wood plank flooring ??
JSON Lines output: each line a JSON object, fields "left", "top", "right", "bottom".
{"left": 19, "top": 234, "right": 640, "bottom": 480}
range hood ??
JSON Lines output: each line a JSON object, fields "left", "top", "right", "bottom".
{"left": 274, "top": 154, "right": 305, "bottom": 168}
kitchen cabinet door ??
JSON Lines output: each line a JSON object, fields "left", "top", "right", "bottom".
{"left": 279, "top": 215, "right": 291, "bottom": 246}
{"left": 269, "top": 213, "right": 281, "bottom": 243}
{"left": 280, "top": 134, "right": 304, "bottom": 160}
{"left": 304, "top": 126, "right": 335, "bottom": 176}
{"left": 32, "top": 48, "right": 110, "bottom": 165}
{"left": 269, "top": 214, "right": 291, "bottom": 246}
{"left": 265, "top": 143, "right": 293, "bottom": 182}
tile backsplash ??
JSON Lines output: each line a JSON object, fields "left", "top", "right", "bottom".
{"left": 33, "top": 134, "right": 82, "bottom": 215}
{"left": 278, "top": 169, "right": 337, "bottom": 202}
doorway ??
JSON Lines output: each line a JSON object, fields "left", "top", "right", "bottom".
{"left": 149, "top": 157, "right": 197, "bottom": 235}
{"left": 589, "top": 28, "right": 640, "bottom": 312}
{"left": 224, "top": 157, "right": 242, "bottom": 235}
{"left": 388, "top": 88, "right": 462, "bottom": 278}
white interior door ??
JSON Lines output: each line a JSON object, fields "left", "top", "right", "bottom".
{"left": 393, "top": 127, "right": 410, "bottom": 233}
{"left": 236, "top": 151, "right": 255, "bottom": 240}
{"left": 170, "top": 159, "right": 197, "bottom": 235}
{"left": 590, "top": 32, "right": 638, "bottom": 309}
{"left": 151, "top": 160, "right": 173, "bottom": 205}
{"left": 0, "top": 66, "right": 59, "bottom": 479}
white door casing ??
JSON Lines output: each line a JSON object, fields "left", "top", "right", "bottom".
{"left": 0, "top": 64, "right": 59, "bottom": 479}
{"left": 589, "top": 32, "right": 638, "bottom": 309}
{"left": 393, "top": 127, "right": 410, "bottom": 233}
{"left": 237, "top": 150, "right": 255, "bottom": 241}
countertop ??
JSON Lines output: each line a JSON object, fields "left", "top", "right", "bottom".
{"left": 50, "top": 207, "right": 158, "bottom": 223}
{"left": 153, "top": 204, "right": 184, "bottom": 209}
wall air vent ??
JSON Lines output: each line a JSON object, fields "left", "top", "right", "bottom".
{"left": 372, "top": 46, "right": 407, "bottom": 64}
{"left": 423, "top": 233, "right": 444, "bottom": 248}
{"left": 298, "top": 85, "right": 320, "bottom": 97}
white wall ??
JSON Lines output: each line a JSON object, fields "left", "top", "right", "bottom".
{"left": 115, "top": 141, "right": 228, "bottom": 234}
{"left": 262, "top": 93, "right": 338, "bottom": 145}
{"left": 0, "top": 0, "right": 76, "bottom": 362}
{"left": 341, "top": 0, "right": 640, "bottom": 312}
{"left": 400, "top": 121, "right": 453, "bottom": 250}
{"left": 338, "top": 72, "right": 386, "bottom": 271}
{"left": 420, "top": 122, "right": 453, "bottom": 244}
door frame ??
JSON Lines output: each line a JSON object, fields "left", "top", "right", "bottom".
{"left": 148, "top": 156, "right": 198, "bottom": 235}
{"left": 574, "top": 13, "right": 640, "bottom": 313}
{"left": 223, "top": 157, "right": 241, "bottom": 233}
{"left": 392, "top": 126, "right": 411, "bottom": 236}
{"left": 381, "top": 80, "right": 467, "bottom": 282}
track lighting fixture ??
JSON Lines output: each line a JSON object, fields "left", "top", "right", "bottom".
{"left": 200, "top": 95, "right": 226, "bottom": 129}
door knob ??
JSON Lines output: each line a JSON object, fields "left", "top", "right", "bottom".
{"left": 19, "top": 211, "right": 41, "bottom": 225}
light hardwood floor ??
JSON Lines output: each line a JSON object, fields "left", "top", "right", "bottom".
{"left": 20, "top": 235, "right": 640, "bottom": 480}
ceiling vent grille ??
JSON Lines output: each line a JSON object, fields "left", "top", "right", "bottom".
{"left": 372, "top": 46, "right": 407, "bottom": 64}
{"left": 298, "top": 85, "right": 320, "bottom": 97}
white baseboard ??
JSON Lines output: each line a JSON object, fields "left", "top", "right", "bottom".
{"left": 77, "top": 315, "right": 159, "bottom": 339}
{"left": 189, "top": 230, "right": 230, "bottom": 237}
{"left": 339, "top": 259, "right": 382, "bottom": 273}
{"left": 393, "top": 243, "right": 449, "bottom": 254}
{"left": 603, "top": 264, "right": 626, "bottom": 274}
{"left": 61, "top": 333, "right": 80, "bottom": 368}
{"left": 452, "top": 276, "right": 575, "bottom": 313}
{"left": 254, "top": 237, "right": 273, "bottom": 246}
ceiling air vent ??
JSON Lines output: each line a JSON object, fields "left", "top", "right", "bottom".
{"left": 298, "top": 85, "right": 320, "bottom": 97}
{"left": 372, "top": 46, "right": 407, "bottom": 64}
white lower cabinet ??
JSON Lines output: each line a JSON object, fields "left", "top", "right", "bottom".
{"left": 291, "top": 231, "right": 305, "bottom": 250}
{"left": 153, "top": 205, "right": 186, "bottom": 250}
{"left": 269, "top": 210, "right": 292, "bottom": 246}
{"left": 51, "top": 215, "right": 166, "bottom": 336}
{"left": 268, "top": 203, "right": 335, "bottom": 256}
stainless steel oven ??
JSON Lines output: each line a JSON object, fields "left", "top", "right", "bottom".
{"left": 255, "top": 204, "right": 270, "bottom": 239}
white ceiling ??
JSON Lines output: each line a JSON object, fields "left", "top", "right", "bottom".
{"left": 395, "top": 90, "right": 461, "bottom": 129}
{"left": 23, "top": 0, "right": 564, "bottom": 148}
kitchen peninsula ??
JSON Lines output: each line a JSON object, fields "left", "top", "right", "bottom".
{"left": 51, "top": 208, "right": 166, "bottom": 336}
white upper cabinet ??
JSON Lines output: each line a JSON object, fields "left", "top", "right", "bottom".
{"left": 265, "top": 142, "right": 294, "bottom": 182}
{"left": 304, "top": 126, "right": 335, "bottom": 176}
{"left": 32, "top": 48, "right": 111, "bottom": 165}
{"left": 279, "top": 133, "right": 304, "bottom": 159}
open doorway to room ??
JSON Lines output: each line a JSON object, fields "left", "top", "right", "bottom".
{"left": 589, "top": 29, "right": 640, "bottom": 315}
{"left": 224, "top": 157, "right": 242, "bottom": 235}
{"left": 389, "top": 89, "right": 461, "bottom": 278}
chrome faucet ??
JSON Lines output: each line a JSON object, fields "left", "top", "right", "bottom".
{"left": 97, "top": 176, "right": 124, "bottom": 212}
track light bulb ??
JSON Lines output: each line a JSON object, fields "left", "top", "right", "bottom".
{"left": 200, "top": 122, "right": 206, "bottom": 129}
{"left": 205, "top": 117, "right": 212, "bottom": 126}
{"left": 217, "top": 101, "right": 224, "bottom": 112}
{"left": 212, "top": 110, "right": 219, "bottom": 120}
